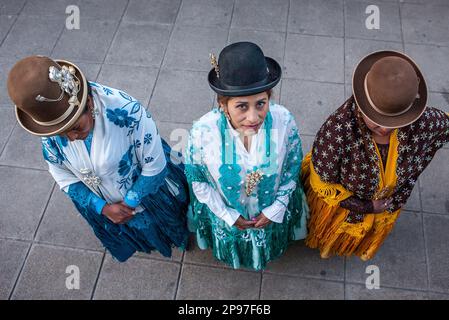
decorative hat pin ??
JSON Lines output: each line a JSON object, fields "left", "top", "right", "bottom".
{"left": 35, "top": 64, "right": 80, "bottom": 108}
{"left": 209, "top": 53, "right": 219, "bottom": 78}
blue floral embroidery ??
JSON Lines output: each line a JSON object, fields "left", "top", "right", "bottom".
{"left": 134, "top": 139, "right": 141, "bottom": 149}
{"left": 103, "top": 86, "right": 113, "bottom": 96}
{"left": 144, "top": 156, "right": 154, "bottom": 164}
{"left": 117, "top": 144, "right": 142, "bottom": 190}
{"left": 144, "top": 133, "right": 153, "bottom": 145}
{"left": 106, "top": 108, "right": 136, "bottom": 128}
{"left": 42, "top": 137, "right": 65, "bottom": 164}
{"left": 217, "top": 112, "right": 244, "bottom": 216}
{"left": 118, "top": 145, "right": 134, "bottom": 177}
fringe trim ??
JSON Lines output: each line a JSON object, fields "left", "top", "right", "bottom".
{"left": 301, "top": 152, "right": 401, "bottom": 260}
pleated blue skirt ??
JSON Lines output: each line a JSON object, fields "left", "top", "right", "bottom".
{"left": 71, "top": 140, "right": 190, "bottom": 262}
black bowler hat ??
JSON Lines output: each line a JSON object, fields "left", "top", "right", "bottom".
{"left": 208, "top": 42, "right": 282, "bottom": 97}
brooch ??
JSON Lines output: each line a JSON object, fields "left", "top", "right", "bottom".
{"left": 245, "top": 169, "right": 263, "bottom": 196}
{"left": 80, "top": 168, "right": 102, "bottom": 188}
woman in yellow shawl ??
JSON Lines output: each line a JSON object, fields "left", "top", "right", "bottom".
{"left": 302, "top": 51, "right": 449, "bottom": 261}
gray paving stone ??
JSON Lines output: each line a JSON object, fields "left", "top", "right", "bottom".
{"left": 300, "top": 134, "right": 315, "bottom": 155}
{"left": 428, "top": 91, "right": 449, "bottom": 113}
{"left": 70, "top": 61, "right": 101, "bottom": 82}
{"left": 232, "top": 0, "right": 289, "bottom": 32}
{"left": 401, "top": 3, "right": 449, "bottom": 47}
{"left": 344, "top": 38, "right": 403, "bottom": 84}
{"left": 419, "top": 149, "right": 449, "bottom": 215}
{"left": 288, "top": 0, "right": 344, "bottom": 37}
{"left": 403, "top": 180, "right": 421, "bottom": 212}
{"left": 97, "top": 64, "right": 158, "bottom": 107}
{"left": 0, "top": 14, "right": 16, "bottom": 45}
{"left": 261, "top": 274, "right": 344, "bottom": 299}
{"left": 265, "top": 241, "right": 346, "bottom": 281}
{"left": 345, "top": 0, "right": 402, "bottom": 42}
{"left": 0, "top": 15, "right": 63, "bottom": 58}
{"left": 53, "top": 19, "right": 119, "bottom": 63}
{"left": 424, "top": 214, "right": 449, "bottom": 293}
{"left": 150, "top": 68, "right": 214, "bottom": 124}
{"left": 93, "top": 254, "right": 179, "bottom": 299}
{"left": 228, "top": 28, "right": 286, "bottom": 66}
{"left": 346, "top": 284, "right": 428, "bottom": 300}
{"left": 105, "top": 21, "right": 171, "bottom": 67}
{"left": 0, "top": 57, "right": 18, "bottom": 105}
{"left": 0, "top": 239, "right": 29, "bottom": 299}
{"left": 177, "top": 0, "right": 233, "bottom": 28}
{"left": 124, "top": 0, "right": 181, "bottom": 24}
{"left": 0, "top": 167, "right": 54, "bottom": 240}
{"left": 155, "top": 121, "right": 191, "bottom": 156}
{"left": 284, "top": 33, "right": 344, "bottom": 83}
{"left": 346, "top": 211, "right": 428, "bottom": 291}
{"left": 164, "top": 25, "right": 228, "bottom": 72}
{"left": 77, "top": 0, "right": 128, "bottom": 21}
{"left": 280, "top": 78, "right": 345, "bottom": 136}
{"left": 22, "top": 0, "right": 79, "bottom": 19}
{"left": 184, "top": 246, "right": 233, "bottom": 269}
{"left": 0, "top": 125, "right": 47, "bottom": 170}
{"left": 0, "top": 108, "right": 15, "bottom": 154}
{"left": 35, "top": 188, "right": 103, "bottom": 251}
{"left": 177, "top": 264, "right": 260, "bottom": 299}
{"left": 0, "top": 0, "right": 26, "bottom": 15}
{"left": 405, "top": 43, "right": 449, "bottom": 94}
{"left": 428, "top": 292, "right": 449, "bottom": 300}
{"left": 11, "top": 244, "right": 103, "bottom": 300}
{"left": 134, "top": 247, "right": 183, "bottom": 262}
{"left": 401, "top": 0, "right": 449, "bottom": 5}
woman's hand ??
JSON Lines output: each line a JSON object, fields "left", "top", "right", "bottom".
{"left": 254, "top": 213, "right": 272, "bottom": 229}
{"left": 233, "top": 216, "right": 256, "bottom": 230}
{"left": 372, "top": 198, "right": 393, "bottom": 213}
{"left": 101, "top": 203, "right": 136, "bottom": 224}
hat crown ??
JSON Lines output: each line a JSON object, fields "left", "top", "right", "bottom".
{"left": 218, "top": 42, "right": 268, "bottom": 87}
{"left": 7, "top": 56, "right": 73, "bottom": 123}
{"left": 366, "top": 56, "right": 419, "bottom": 115}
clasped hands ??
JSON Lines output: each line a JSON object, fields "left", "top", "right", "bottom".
{"left": 101, "top": 201, "right": 136, "bottom": 224}
{"left": 233, "top": 213, "right": 272, "bottom": 230}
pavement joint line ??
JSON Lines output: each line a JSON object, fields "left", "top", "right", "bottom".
{"left": 182, "top": 260, "right": 263, "bottom": 274}
{"left": 258, "top": 271, "right": 263, "bottom": 300}
{"left": 146, "top": 0, "right": 184, "bottom": 109}
{"left": 282, "top": 77, "right": 345, "bottom": 85}
{"left": 0, "top": 122, "right": 17, "bottom": 159}
{"left": 7, "top": 241, "right": 33, "bottom": 300}
{"left": 49, "top": 16, "right": 67, "bottom": 57}
{"left": 94, "top": 0, "right": 131, "bottom": 87}
{"left": 90, "top": 251, "right": 106, "bottom": 300}
{"left": 344, "top": 279, "right": 440, "bottom": 295}
{"left": 262, "top": 269, "right": 345, "bottom": 284}
{"left": 0, "top": 163, "right": 48, "bottom": 172}
{"left": 0, "top": 15, "right": 18, "bottom": 49}
{"left": 421, "top": 204, "right": 432, "bottom": 293}
{"left": 421, "top": 211, "right": 449, "bottom": 217}
{"left": 132, "top": 253, "right": 183, "bottom": 265}
{"left": 32, "top": 182, "right": 56, "bottom": 240}
{"left": 398, "top": 0, "right": 407, "bottom": 68}
{"left": 25, "top": 241, "right": 106, "bottom": 255}
{"left": 173, "top": 257, "right": 184, "bottom": 300}
{"left": 0, "top": 0, "right": 27, "bottom": 49}
{"left": 226, "top": 0, "right": 236, "bottom": 44}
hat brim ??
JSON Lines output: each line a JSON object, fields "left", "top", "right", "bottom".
{"left": 208, "top": 57, "right": 282, "bottom": 97}
{"left": 15, "top": 59, "right": 88, "bottom": 137}
{"left": 352, "top": 50, "right": 427, "bottom": 129}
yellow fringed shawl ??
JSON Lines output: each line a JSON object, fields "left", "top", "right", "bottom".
{"left": 302, "top": 129, "right": 402, "bottom": 260}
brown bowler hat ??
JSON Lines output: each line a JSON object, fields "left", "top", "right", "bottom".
{"left": 7, "top": 56, "right": 88, "bottom": 137}
{"left": 352, "top": 50, "right": 427, "bottom": 128}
